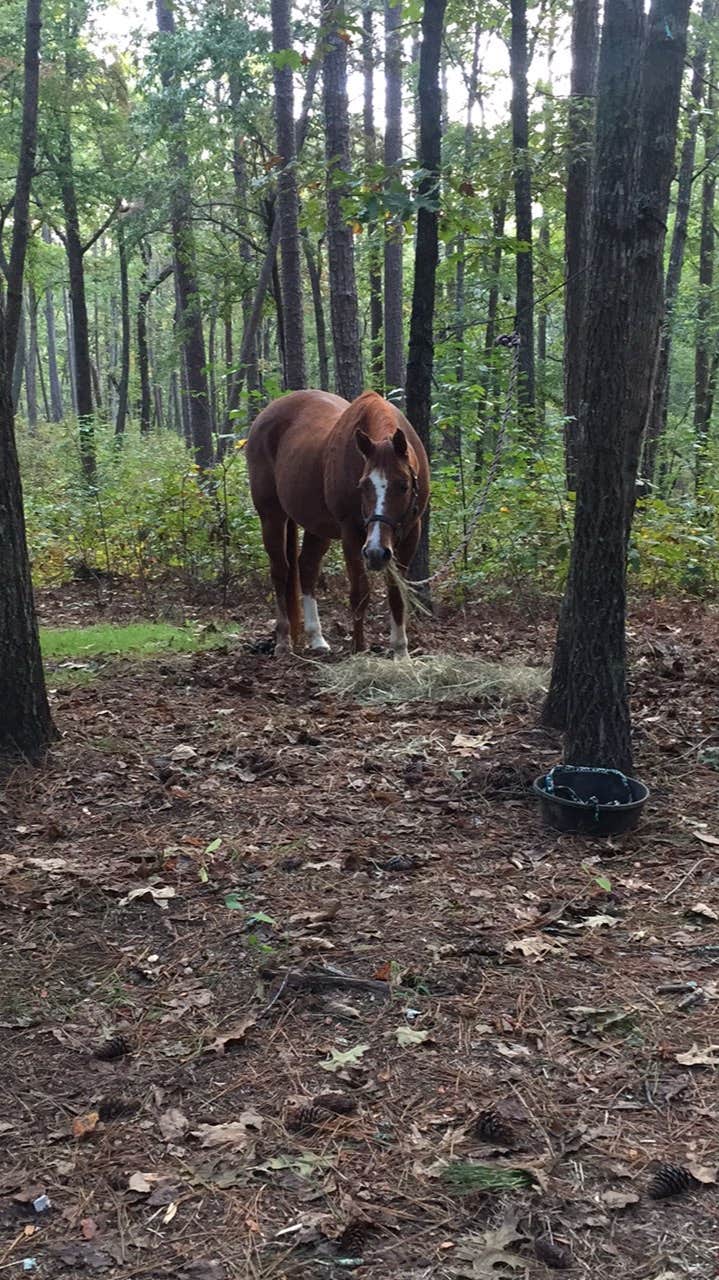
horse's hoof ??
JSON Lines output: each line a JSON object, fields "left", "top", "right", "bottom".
{"left": 274, "top": 641, "right": 292, "bottom": 658}
{"left": 309, "top": 638, "right": 331, "bottom": 653}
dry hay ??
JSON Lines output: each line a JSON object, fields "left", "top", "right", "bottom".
{"left": 315, "top": 652, "right": 548, "bottom": 705}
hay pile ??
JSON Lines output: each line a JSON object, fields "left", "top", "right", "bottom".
{"left": 316, "top": 653, "right": 548, "bottom": 705}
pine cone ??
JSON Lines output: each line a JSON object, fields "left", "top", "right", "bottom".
{"left": 648, "top": 1163, "right": 696, "bottom": 1199}
{"left": 98, "top": 1096, "right": 138, "bottom": 1122}
{"left": 93, "top": 1035, "right": 131, "bottom": 1061}
{"left": 313, "top": 1092, "right": 357, "bottom": 1115}
{"left": 336, "top": 1221, "right": 366, "bottom": 1257}
{"left": 285, "top": 1104, "right": 331, "bottom": 1132}
{"left": 535, "top": 1236, "right": 573, "bottom": 1270}
{"left": 475, "top": 1106, "right": 517, "bottom": 1147}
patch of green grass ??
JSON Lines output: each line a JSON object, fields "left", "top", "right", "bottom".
{"left": 42, "top": 621, "right": 238, "bottom": 685}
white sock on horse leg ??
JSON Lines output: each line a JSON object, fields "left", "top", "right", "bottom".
{"left": 390, "top": 616, "right": 408, "bottom": 659}
{"left": 302, "top": 595, "right": 330, "bottom": 651}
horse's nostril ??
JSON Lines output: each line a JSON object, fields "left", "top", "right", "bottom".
{"left": 381, "top": 547, "right": 391, "bottom": 562}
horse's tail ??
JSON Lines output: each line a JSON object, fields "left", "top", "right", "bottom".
{"left": 285, "top": 519, "right": 302, "bottom": 649}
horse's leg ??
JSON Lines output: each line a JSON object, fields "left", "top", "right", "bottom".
{"left": 387, "top": 525, "right": 421, "bottom": 659}
{"left": 342, "top": 532, "right": 370, "bottom": 654}
{"left": 259, "top": 509, "right": 293, "bottom": 655}
{"left": 299, "top": 532, "right": 332, "bottom": 651}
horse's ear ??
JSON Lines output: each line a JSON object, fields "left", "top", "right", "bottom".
{"left": 392, "top": 427, "right": 408, "bottom": 457}
{"left": 356, "top": 429, "right": 373, "bottom": 459}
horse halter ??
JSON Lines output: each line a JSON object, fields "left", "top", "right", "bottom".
{"left": 364, "top": 472, "right": 419, "bottom": 537}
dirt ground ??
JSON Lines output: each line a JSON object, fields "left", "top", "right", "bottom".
{"left": 1, "top": 581, "right": 718, "bottom": 1280}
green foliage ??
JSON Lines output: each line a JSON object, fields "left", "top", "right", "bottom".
{"left": 40, "top": 620, "right": 235, "bottom": 661}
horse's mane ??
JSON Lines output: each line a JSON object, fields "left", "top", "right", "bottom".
{"left": 343, "top": 391, "right": 398, "bottom": 442}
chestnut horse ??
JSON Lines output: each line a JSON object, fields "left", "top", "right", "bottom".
{"left": 246, "top": 389, "right": 430, "bottom": 657}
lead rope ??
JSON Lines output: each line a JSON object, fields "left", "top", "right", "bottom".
{"left": 406, "top": 334, "right": 521, "bottom": 589}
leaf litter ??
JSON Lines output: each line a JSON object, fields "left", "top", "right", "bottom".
{"left": 4, "top": 587, "right": 719, "bottom": 1277}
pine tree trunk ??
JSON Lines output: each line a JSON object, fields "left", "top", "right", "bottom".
{"left": 63, "top": 287, "right": 78, "bottom": 415}
{"left": 363, "top": 6, "right": 383, "bottom": 389}
{"left": 58, "top": 128, "right": 96, "bottom": 481}
{"left": 12, "top": 303, "right": 26, "bottom": 412}
{"left": 544, "top": 0, "right": 691, "bottom": 762}
{"left": 563, "top": 0, "right": 599, "bottom": 490}
{"left": 303, "top": 231, "right": 330, "bottom": 391}
{"left": 694, "top": 64, "right": 715, "bottom": 489}
{"left": 26, "top": 286, "right": 38, "bottom": 431}
{"left": 0, "top": 297, "right": 56, "bottom": 759}
{"left": 383, "top": 0, "right": 404, "bottom": 395}
{"left": 5, "top": 0, "right": 42, "bottom": 374}
{"left": 645, "top": 0, "right": 714, "bottom": 482}
{"left": 406, "top": 0, "right": 447, "bottom": 594}
{"left": 322, "top": 0, "right": 363, "bottom": 401}
{"left": 155, "top": 0, "right": 214, "bottom": 471}
{"left": 43, "top": 227, "right": 64, "bottom": 422}
{"left": 509, "top": 0, "right": 536, "bottom": 428}
{"left": 475, "top": 198, "right": 506, "bottom": 477}
{"left": 114, "top": 221, "right": 130, "bottom": 438}
{"left": 271, "top": 0, "right": 306, "bottom": 389}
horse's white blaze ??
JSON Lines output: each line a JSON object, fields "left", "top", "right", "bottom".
{"left": 302, "top": 594, "right": 330, "bottom": 651}
{"left": 390, "top": 615, "right": 408, "bottom": 659}
{"left": 365, "top": 469, "right": 388, "bottom": 552}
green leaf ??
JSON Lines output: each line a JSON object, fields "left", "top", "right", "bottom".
{"left": 224, "top": 892, "right": 244, "bottom": 910}
{"left": 320, "top": 1043, "right": 370, "bottom": 1073}
{"left": 395, "top": 1025, "right": 431, "bottom": 1047}
{"left": 205, "top": 837, "right": 222, "bottom": 854}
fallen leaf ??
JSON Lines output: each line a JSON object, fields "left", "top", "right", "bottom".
{"left": 119, "top": 884, "right": 176, "bottom": 910}
{"left": 206, "top": 1016, "right": 257, "bottom": 1053}
{"left": 195, "top": 1111, "right": 263, "bottom": 1150}
{"left": 288, "top": 902, "right": 340, "bottom": 926}
{"left": 81, "top": 1219, "right": 98, "bottom": 1240}
{"left": 255, "top": 1152, "right": 336, "bottom": 1177}
{"left": 170, "top": 744, "right": 198, "bottom": 762}
{"left": 395, "top": 1025, "right": 431, "bottom": 1047}
{"left": 53, "top": 1242, "right": 113, "bottom": 1271}
{"left": 451, "top": 732, "right": 492, "bottom": 754}
{"left": 320, "top": 1044, "right": 370, "bottom": 1073}
{"left": 601, "top": 1189, "right": 640, "bottom": 1209}
{"left": 177, "top": 1264, "right": 226, "bottom": 1280}
{"left": 162, "top": 1202, "right": 178, "bottom": 1224}
{"left": 685, "top": 1162, "right": 718, "bottom": 1184}
{"left": 454, "top": 1217, "right": 526, "bottom": 1277}
{"left": 581, "top": 914, "right": 620, "bottom": 929}
{"left": 505, "top": 935, "right": 563, "bottom": 962}
{"left": 687, "top": 903, "right": 718, "bottom": 922}
{"left": 694, "top": 831, "right": 719, "bottom": 846}
{"left": 158, "top": 1108, "right": 189, "bottom": 1141}
{"left": 675, "top": 1043, "right": 719, "bottom": 1067}
{"left": 128, "top": 1171, "right": 164, "bottom": 1194}
{"left": 72, "top": 1111, "right": 100, "bottom": 1140}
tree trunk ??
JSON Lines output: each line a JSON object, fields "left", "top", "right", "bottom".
{"left": 12, "top": 303, "right": 26, "bottom": 412}
{"left": 694, "top": 63, "right": 715, "bottom": 488}
{"left": 475, "top": 198, "right": 506, "bottom": 476}
{"left": 406, "top": 0, "right": 447, "bottom": 593}
{"left": 63, "top": 287, "right": 78, "bottom": 414}
{"left": 58, "top": 128, "right": 96, "bottom": 480}
{"left": 25, "top": 286, "right": 38, "bottom": 431}
{"left": 383, "top": 0, "right": 404, "bottom": 395}
{"left": 509, "top": 0, "right": 536, "bottom": 428}
{"left": 322, "top": 0, "right": 363, "bottom": 401}
{"left": 155, "top": 0, "right": 214, "bottom": 471}
{"left": 114, "top": 221, "right": 130, "bottom": 438}
{"left": 362, "top": 5, "right": 383, "bottom": 389}
{"left": 5, "top": 0, "right": 42, "bottom": 375}
{"left": 42, "top": 227, "right": 64, "bottom": 422}
{"left": 303, "top": 231, "right": 330, "bottom": 391}
{"left": 563, "top": 0, "right": 599, "bottom": 489}
{"left": 544, "top": 0, "right": 690, "bottom": 767}
{"left": 645, "top": 0, "right": 714, "bottom": 482}
{"left": 450, "top": 22, "right": 481, "bottom": 465}
{"left": 0, "top": 296, "right": 56, "bottom": 759}
{"left": 271, "top": 0, "right": 306, "bottom": 389}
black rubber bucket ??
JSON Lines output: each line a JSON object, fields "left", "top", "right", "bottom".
{"left": 533, "top": 764, "right": 649, "bottom": 835}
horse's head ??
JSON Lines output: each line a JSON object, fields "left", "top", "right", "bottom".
{"left": 355, "top": 427, "right": 419, "bottom": 571}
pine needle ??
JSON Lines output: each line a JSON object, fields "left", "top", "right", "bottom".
{"left": 442, "top": 1162, "right": 536, "bottom": 1194}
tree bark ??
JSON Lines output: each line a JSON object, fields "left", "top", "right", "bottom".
{"left": 509, "top": 0, "right": 536, "bottom": 428}
{"left": 12, "top": 303, "right": 26, "bottom": 412}
{"left": 406, "top": 0, "right": 447, "bottom": 593}
{"left": 26, "top": 286, "right": 38, "bottom": 431}
{"left": 362, "top": 5, "right": 383, "bottom": 389}
{"left": 383, "top": 0, "right": 404, "bottom": 395}
{"left": 0, "top": 295, "right": 56, "bottom": 759}
{"left": 57, "top": 105, "right": 96, "bottom": 479}
{"left": 303, "top": 231, "right": 330, "bottom": 391}
{"left": 544, "top": 0, "right": 690, "bottom": 769}
{"left": 694, "top": 62, "right": 715, "bottom": 488}
{"left": 645, "top": 0, "right": 714, "bottom": 482}
{"left": 271, "top": 0, "right": 306, "bottom": 389}
{"left": 563, "top": 0, "right": 599, "bottom": 489}
{"left": 322, "top": 0, "right": 363, "bottom": 401}
{"left": 114, "top": 221, "right": 130, "bottom": 438}
{"left": 155, "top": 0, "right": 214, "bottom": 471}
{"left": 42, "top": 227, "right": 64, "bottom": 422}
{"left": 475, "top": 198, "right": 506, "bottom": 477}
{"left": 5, "top": 0, "right": 42, "bottom": 375}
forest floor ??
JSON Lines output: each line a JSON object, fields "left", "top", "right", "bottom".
{"left": 1, "top": 579, "right": 719, "bottom": 1280}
